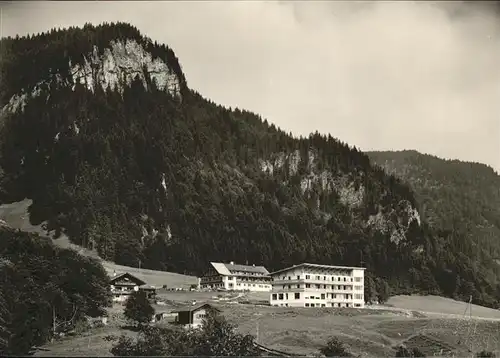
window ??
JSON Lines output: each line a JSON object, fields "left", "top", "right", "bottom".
{"left": 316, "top": 275, "right": 320, "bottom": 280}
{"left": 320, "top": 293, "right": 325, "bottom": 299}
{"left": 296, "top": 284, "right": 300, "bottom": 288}
{"left": 315, "top": 284, "right": 321, "bottom": 289}
{"left": 323, "top": 285, "right": 327, "bottom": 289}
{"left": 321, "top": 304, "right": 326, "bottom": 307}
{"left": 355, "top": 277, "right": 362, "bottom": 282}
{"left": 288, "top": 276, "right": 291, "bottom": 280}
{"left": 285, "top": 293, "right": 288, "bottom": 299}
{"left": 355, "top": 304, "right": 361, "bottom": 307}
{"left": 279, "top": 293, "right": 284, "bottom": 300}
{"left": 355, "top": 294, "right": 364, "bottom": 300}
{"left": 305, "top": 303, "right": 310, "bottom": 307}
{"left": 305, "top": 275, "right": 310, "bottom": 279}
{"left": 272, "top": 294, "right": 277, "bottom": 300}
{"left": 295, "top": 293, "right": 300, "bottom": 299}
{"left": 310, "top": 303, "right": 315, "bottom": 308}
{"left": 297, "top": 275, "right": 300, "bottom": 280}
{"left": 306, "top": 283, "right": 311, "bottom": 288}
{"left": 344, "top": 277, "right": 346, "bottom": 282}
{"left": 323, "top": 276, "right": 327, "bottom": 280}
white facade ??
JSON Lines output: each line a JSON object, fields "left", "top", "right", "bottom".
{"left": 200, "top": 261, "right": 272, "bottom": 292}
{"left": 269, "top": 263, "right": 365, "bottom": 308}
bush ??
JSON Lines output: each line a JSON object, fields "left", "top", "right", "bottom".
{"left": 320, "top": 337, "right": 352, "bottom": 357}
{"left": 123, "top": 291, "right": 154, "bottom": 327}
{"left": 395, "top": 345, "right": 426, "bottom": 357}
{"left": 476, "top": 351, "right": 496, "bottom": 358}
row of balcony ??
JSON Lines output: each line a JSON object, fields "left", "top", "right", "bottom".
{"left": 271, "top": 286, "right": 362, "bottom": 292}
{"left": 272, "top": 278, "right": 362, "bottom": 285}
{"left": 270, "top": 296, "right": 364, "bottom": 303}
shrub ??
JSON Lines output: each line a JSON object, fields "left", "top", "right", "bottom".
{"left": 123, "top": 291, "right": 154, "bottom": 327}
{"left": 320, "top": 337, "right": 352, "bottom": 357}
{"left": 395, "top": 345, "right": 426, "bottom": 357}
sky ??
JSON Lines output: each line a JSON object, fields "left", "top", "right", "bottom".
{"left": 1, "top": 1, "right": 500, "bottom": 171}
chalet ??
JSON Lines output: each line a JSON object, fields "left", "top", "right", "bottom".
{"left": 172, "top": 303, "right": 221, "bottom": 329}
{"left": 199, "top": 261, "right": 272, "bottom": 291}
{"left": 109, "top": 272, "right": 157, "bottom": 302}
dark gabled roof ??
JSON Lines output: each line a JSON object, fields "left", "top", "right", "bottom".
{"left": 109, "top": 272, "right": 147, "bottom": 286}
{"left": 171, "top": 303, "right": 221, "bottom": 314}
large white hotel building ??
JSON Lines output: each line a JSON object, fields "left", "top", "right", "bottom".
{"left": 269, "top": 263, "right": 365, "bottom": 308}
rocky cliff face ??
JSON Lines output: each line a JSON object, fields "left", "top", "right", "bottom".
{"left": 3, "top": 39, "right": 181, "bottom": 114}
{"left": 259, "top": 148, "right": 421, "bottom": 246}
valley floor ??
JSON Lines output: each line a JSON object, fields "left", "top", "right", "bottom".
{"left": 34, "top": 293, "right": 500, "bottom": 357}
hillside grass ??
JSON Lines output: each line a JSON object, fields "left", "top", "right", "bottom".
{"left": 385, "top": 295, "right": 500, "bottom": 320}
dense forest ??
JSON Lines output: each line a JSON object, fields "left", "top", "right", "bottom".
{"left": 369, "top": 151, "right": 500, "bottom": 294}
{"left": 0, "top": 23, "right": 499, "bottom": 309}
{"left": 0, "top": 227, "right": 111, "bottom": 355}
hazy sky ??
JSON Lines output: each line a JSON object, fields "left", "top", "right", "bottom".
{"left": 1, "top": 1, "right": 500, "bottom": 171}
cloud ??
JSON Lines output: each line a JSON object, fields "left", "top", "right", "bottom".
{"left": 1, "top": 1, "right": 500, "bottom": 170}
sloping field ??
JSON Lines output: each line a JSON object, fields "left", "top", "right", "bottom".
{"left": 35, "top": 296, "right": 500, "bottom": 357}
{"left": 103, "top": 261, "right": 198, "bottom": 289}
{"left": 386, "top": 295, "right": 500, "bottom": 319}
{"left": 222, "top": 304, "right": 500, "bottom": 356}
{"left": 0, "top": 199, "right": 45, "bottom": 234}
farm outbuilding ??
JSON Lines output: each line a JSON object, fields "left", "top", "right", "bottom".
{"left": 172, "top": 303, "right": 221, "bottom": 328}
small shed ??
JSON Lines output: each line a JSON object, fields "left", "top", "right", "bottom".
{"left": 172, "top": 303, "right": 221, "bottom": 328}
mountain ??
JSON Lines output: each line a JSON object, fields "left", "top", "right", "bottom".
{"left": 368, "top": 150, "right": 500, "bottom": 288}
{"left": 0, "top": 22, "right": 499, "bottom": 308}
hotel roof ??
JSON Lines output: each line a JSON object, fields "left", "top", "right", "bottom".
{"left": 270, "top": 263, "right": 366, "bottom": 276}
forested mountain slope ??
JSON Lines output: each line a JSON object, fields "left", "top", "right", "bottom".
{"left": 368, "top": 150, "right": 500, "bottom": 288}
{"left": 0, "top": 23, "right": 499, "bottom": 308}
